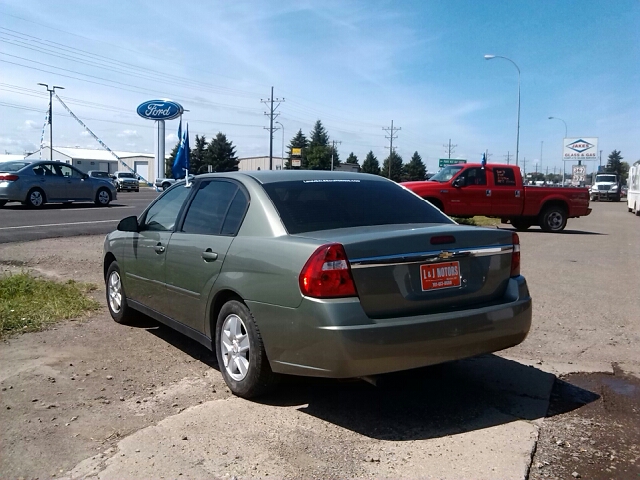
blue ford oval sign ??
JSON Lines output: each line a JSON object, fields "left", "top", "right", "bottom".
{"left": 136, "top": 100, "right": 184, "bottom": 121}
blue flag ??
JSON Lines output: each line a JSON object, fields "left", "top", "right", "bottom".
{"left": 172, "top": 124, "right": 190, "bottom": 180}
{"left": 481, "top": 152, "right": 487, "bottom": 168}
{"left": 177, "top": 118, "right": 182, "bottom": 142}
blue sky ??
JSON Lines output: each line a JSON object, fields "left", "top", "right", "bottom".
{"left": 1, "top": 0, "right": 638, "bottom": 174}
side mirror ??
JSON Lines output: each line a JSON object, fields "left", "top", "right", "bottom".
{"left": 82, "top": 174, "right": 89, "bottom": 180}
{"left": 452, "top": 177, "right": 466, "bottom": 188}
{"left": 117, "top": 215, "right": 139, "bottom": 233}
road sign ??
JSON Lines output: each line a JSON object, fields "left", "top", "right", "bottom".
{"left": 572, "top": 164, "right": 587, "bottom": 185}
{"left": 438, "top": 159, "right": 467, "bottom": 168}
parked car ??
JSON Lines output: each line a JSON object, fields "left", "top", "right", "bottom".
{"left": 155, "top": 177, "right": 176, "bottom": 191}
{"left": 114, "top": 171, "right": 140, "bottom": 192}
{"left": 402, "top": 163, "right": 592, "bottom": 232}
{"left": 0, "top": 160, "right": 117, "bottom": 208}
{"left": 88, "top": 170, "right": 117, "bottom": 188}
{"left": 103, "top": 171, "right": 532, "bottom": 398}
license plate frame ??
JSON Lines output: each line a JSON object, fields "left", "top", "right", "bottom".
{"left": 420, "top": 261, "right": 461, "bottom": 292}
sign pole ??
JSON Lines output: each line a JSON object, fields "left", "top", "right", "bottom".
{"left": 155, "top": 120, "right": 165, "bottom": 186}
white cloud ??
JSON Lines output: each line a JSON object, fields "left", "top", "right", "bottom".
{"left": 18, "top": 120, "right": 39, "bottom": 131}
{"left": 165, "top": 133, "right": 179, "bottom": 143}
{"left": 117, "top": 129, "right": 142, "bottom": 139}
{"left": 80, "top": 131, "right": 91, "bottom": 137}
{"left": 0, "top": 136, "right": 37, "bottom": 154}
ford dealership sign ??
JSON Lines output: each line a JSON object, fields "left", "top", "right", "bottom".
{"left": 136, "top": 100, "right": 183, "bottom": 121}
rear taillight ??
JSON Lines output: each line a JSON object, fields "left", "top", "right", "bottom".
{"left": 299, "top": 243, "right": 357, "bottom": 298}
{"left": 511, "top": 232, "right": 521, "bottom": 277}
{"left": 0, "top": 174, "right": 19, "bottom": 182}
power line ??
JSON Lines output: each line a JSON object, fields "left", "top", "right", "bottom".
{"left": 504, "top": 151, "right": 512, "bottom": 165}
{"left": 443, "top": 139, "right": 457, "bottom": 159}
{"left": 383, "top": 120, "right": 401, "bottom": 177}
{"left": 261, "top": 87, "right": 284, "bottom": 170}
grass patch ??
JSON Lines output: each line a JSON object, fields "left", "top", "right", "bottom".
{"left": 0, "top": 272, "right": 101, "bottom": 337}
{"left": 453, "top": 216, "right": 501, "bottom": 227}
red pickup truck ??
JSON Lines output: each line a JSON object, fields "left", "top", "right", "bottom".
{"left": 402, "top": 163, "right": 591, "bottom": 232}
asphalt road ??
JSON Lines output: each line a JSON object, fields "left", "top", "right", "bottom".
{"left": 0, "top": 189, "right": 159, "bottom": 244}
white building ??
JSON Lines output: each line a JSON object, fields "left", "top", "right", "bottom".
{"left": 25, "top": 147, "right": 155, "bottom": 184}
{"left": 238, "top": 156, "right": 285, "bottom": 171}
{"left": 0, "top": 154, "right": 26, "bottom": 162}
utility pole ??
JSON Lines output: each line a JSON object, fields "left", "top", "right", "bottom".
{"left": 444, "top": 139, "right": 457, "bottom": 159}
{"left": 522, "top": 157, "right": 527, "bottom": 177}
{"left": 504, "top": 151, "right": 512, "bottom": 165}
{"left": 330, "top": 140, "right": 342, "bottom": 171}
{"left": 261, "top": 86, "right": 284, "bottom": 170}
{"left": 37, "top": 83, "right": 64, "bottom": 160}
{"left": 484, "top": 150, "right": 493, "bottom": 163}
{"left": 599, "top": 149, "right": 602, "bottom": 168}
{"left": 540, "top": 141, "right": 543, "bottom": 173}
{"left": 383, "top": 120, "right": 401, "bottom": 178}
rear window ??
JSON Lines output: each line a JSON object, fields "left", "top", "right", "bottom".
{"left": 262, "top": 179, "right": 453, "bottom": 234}
{"left": 91, "top": 171, "right": 109, "bottom": 178}
{"left": 0, "top": 161, "right": 30, "bottom": 172}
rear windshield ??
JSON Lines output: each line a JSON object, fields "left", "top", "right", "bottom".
{"left": 91, "top": 171, "right": 109, "bottom": 178}
{"left": 0, "top": 161, "right": 30, "bottom": 172}
{"left": 262, "top": 179, "right": 453, "bottom": 234}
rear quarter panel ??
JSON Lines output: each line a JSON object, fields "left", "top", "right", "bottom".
{"left": 522, "top": 187, "right": 591, "bottom": 217}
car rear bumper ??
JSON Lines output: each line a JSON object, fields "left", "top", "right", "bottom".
{"left": 248, "top": 276, "right": 532, "bottom": 378}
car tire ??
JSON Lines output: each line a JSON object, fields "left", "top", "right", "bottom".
{"left": 539, "top": 205, "right": 567, "bottom": 232}
{"left": 105, "top": 261, "right": 135, "bottom": 324}
{"left": 215, "top": 300, "right": 278, "bottom": 399}
{"left": 25, "top": 188, "right": 46, "bottom": 208}
{"left": 162, "top": 182, "right": 171, "bottom": 191}
{"left": 510, "top": 218, "right": 533, "bottom": 231}
{"left": 135, "top": 189, "right": 139, "bottom": 192}
{"left": 0, "top": 200, "right": 7, "bottom": 208}
{"left": 95, "top": 188, "right": 111, "bottom": 206}
{"left": 635, "top": 203, "right": 640, "bottom": 217}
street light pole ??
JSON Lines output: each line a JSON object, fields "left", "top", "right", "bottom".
{"left": 37, "top": 83, "right": 65, "bottom": 160}
{"left": 275, "top": 121, "right": 284, "bottom": 170}
{"left": 484, "top": 55, "right": 520, "bottom": 167}
{"left": 548, "top": 116, "right": 569, "bottom": 184}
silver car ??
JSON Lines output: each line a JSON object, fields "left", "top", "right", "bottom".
{"left": 0, "top": 160, "right": 117, "bottom": 208}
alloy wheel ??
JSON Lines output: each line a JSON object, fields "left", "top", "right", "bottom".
{"left": 108, "top": 271, "right": 122, "bottom": 314}
{"left": 30, "top": 190, "right": 43, "bottom": 207}
{"left": 98, "top": 190, "right": 110, "bottom": 205}
{"left": 220, "top": 314, "right": 250, "bottom": 381}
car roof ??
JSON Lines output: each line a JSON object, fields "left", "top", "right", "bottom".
{"left": 194, "top": 170, "right": 389, "bottom": 185}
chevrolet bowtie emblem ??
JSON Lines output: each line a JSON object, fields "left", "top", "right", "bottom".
{"left": 438, "top": 251, "right": 453, "bottom": 260}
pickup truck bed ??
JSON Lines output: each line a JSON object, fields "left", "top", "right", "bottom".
{"left": 402, "top": 163, "right": 591, "bottom": 232}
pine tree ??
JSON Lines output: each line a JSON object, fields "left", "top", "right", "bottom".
{"left": 306, "top": 120, "right": 332, "bottom": 170}
{"left": 606, "top": 150, "right": 623, "bottom": 175}
{"left": 381, "top": 151, "right": 403, "bottom": 182}
{"left": 346, "top": 152, "right": 359, "bottom": 165}
{"left": 361, "top": 151, "right": 380, "bottom": 175}
{"left": 403, "top": 151, "right": 426, "bottom": 181}
{"left": 205, "top": 132, "right": 239, "bottom": 172}
{"left": 285, "top": 129, "right": 308, "bottom": 169}
{"left": 166, "top": 141, "right": 180, "bottom": 178}
{"left": 190, "top": 134, "right": 207, "bottom": 174}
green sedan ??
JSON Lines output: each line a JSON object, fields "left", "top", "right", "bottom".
{"left": 103, "top": 171, "right": 531, "bottom": 398}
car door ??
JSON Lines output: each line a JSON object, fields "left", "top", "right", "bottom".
{"left": 447, "top": 167, "right": 492, "bottom": 216}
{"left": 164, "top": 179, "right": 249, "bottom": 333}
{"left": 37, "top": 163, "right": 67, "bottom": 200}
{"left": 122, "top": 185, "right": 191, "bottom": 312}
{"left": 489, "top": 166, "right": 523, "bottom": 216}
{"left": 57, "top": 164, "right": 93, "bottom": 200}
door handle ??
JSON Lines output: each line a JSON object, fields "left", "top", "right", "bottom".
{"left": 201, "top": 249, "right": 218, "bottom": 262}
{"left": 154, "top": 243, "right": 165, "bottom": 254}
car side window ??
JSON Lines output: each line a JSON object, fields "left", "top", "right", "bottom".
{"left": 493, "top": 168, "right": 517, "bottom": 186}
{"left": 459, "top": 168, "right": 487, "bottom": 186}
{"left": 142, "top": 186, "right": 190, "bottom": 232}
{"left": 221, "top": 189, "right": 249, "bottom": 235}
{"left": 181, "top": 180, "right": 240, "bottom": 235}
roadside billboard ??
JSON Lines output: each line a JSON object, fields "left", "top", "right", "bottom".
{"left": 563, "top": 138, "right": 598, "bottom": 162}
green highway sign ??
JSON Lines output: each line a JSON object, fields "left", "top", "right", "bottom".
{"left": 438, "top": 159, "right": 467, "bottom": 168}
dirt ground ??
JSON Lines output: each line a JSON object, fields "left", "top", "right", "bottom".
{"left": 1, "top": 201, "right": 639, "bottom": 479}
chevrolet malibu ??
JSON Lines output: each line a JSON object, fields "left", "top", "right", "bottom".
{"left": 0, "top": 160, "right": 117, "bottom": 208}
{"left": 103, "top": 171, "right": 532, "bottom": 398}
